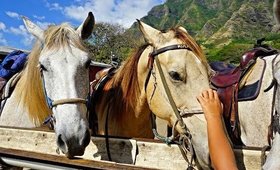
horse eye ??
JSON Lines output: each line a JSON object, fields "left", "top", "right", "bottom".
{"left": 85, "top": 60, "right": 91, "bottom": 69}
{"left": 40, "top": 64, "right": 47, "bottom": 71}
{"left": 169, "top": 71, "right": 183, "bottom": 81}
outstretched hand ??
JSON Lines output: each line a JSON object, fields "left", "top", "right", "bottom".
{"left": 197, "top": 89, "right": 223, "bottom": 122}
{"left": 197, "top": 89, "right": 237, "bottom": 170}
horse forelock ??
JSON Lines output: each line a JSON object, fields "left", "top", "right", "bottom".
{"left": 171, "top": 27, "right": 209, "bottom": 74}
{"left": 44, "top": 23, "right": 87, "bottom": 52}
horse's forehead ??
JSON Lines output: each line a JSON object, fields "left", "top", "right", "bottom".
{"left": 40, "top": 47, "right": 88, "bottom": 64}
{"left": 160, "top": 37, "right": 181, "bottom": 46}
{"left": 160, "top": 46, "right": 199, "bottom": 65}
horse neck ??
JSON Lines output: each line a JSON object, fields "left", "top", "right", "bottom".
{"left": 95, "top": 77, "right": 153, "bottom": 138}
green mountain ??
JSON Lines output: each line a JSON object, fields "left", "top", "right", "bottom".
{"left": 129, "top": 0, "right": 280, "bottom": 63}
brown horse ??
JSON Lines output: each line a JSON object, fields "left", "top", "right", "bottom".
{"left": 90, "top": 22, "right": 208, "bottom": 139}
{"left": 91, "top": 44, "right": 154, "bottom": 138}
{"left": 90, "top": 20, "right": 212, "bottom": 168}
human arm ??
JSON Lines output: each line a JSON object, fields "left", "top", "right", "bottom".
{"left": 197, "top": 89, "right": 237, "bottom": 170}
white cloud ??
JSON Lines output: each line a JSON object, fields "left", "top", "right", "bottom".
{"left": 33, "top": 15, "right": 46, "bottom": 20}
{"left": 114, "top": 0, "right": 163, "bottom": 27}
{"left": 50, "top": 3, "right": 63, "bottom": 10}
{"left": 5, "top": 11, "right": 20, "bottom": 20}
{"left": 46, "top": 0, "right": 164, "bottom": 28}
{"left": 0, "top": 33, "right": 7, "bottom": 45}
{"left": 9, "top": 25, "right": 35, "bottom": 47}
{"left": 0, "top": 22, "right": 6, "bottom": 31}
{"left": 7, "top": 20, "right": 52, "bottom": 48}
{"left": 9, "top": 25, "right": 27, "bottom": 36}
{"left": 45, "top": 0, "right": 63, "bottom": 11}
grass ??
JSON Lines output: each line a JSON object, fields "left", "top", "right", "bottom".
{"left": 205, "top": 41, "right": 254, "bottom": 63}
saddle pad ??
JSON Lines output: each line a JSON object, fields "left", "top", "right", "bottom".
{"left": 238, "top": 58, "right": 265, "bottom": 101}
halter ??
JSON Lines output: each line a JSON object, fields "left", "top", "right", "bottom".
{"left": 145, "top": 44, "right": 203, "bottom": 169}
{"left": 40, "top": 66, "right": 90, "bottom": 128}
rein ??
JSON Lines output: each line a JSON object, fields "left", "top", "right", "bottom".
{"left": 145, "top": 44, "right": 202, "bottom": 169}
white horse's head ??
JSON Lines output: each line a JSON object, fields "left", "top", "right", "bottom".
{"left": 22, "top": 12, "right": 94, "bottom": 157}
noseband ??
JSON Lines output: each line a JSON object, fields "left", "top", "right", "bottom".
{"left": 40, "top": 67, "right": 89, "bottom": 127}
{"left": 145, "top": 44, "right": 203, "bottom": 169}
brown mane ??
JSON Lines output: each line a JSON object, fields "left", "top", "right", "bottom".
{"left": 13, "top": 23, "right": 87, "bottom": 126}
{"left": 101, "top": 45, "right": 149, "bottom": 119}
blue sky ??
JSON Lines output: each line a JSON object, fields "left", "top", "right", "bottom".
{"left": 0, "top": 0, "right": 165, "bottom": 50}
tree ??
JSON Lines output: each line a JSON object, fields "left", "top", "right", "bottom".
{"left": 85, "top": 22, "right": 140, "bottom": 64}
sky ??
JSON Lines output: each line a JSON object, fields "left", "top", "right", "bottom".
{"left": 0, "top": 0, "right": 165, "bottom": 50}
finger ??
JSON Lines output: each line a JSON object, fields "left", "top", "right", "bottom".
{"left": 220, "top": 102, "right": 224, "bottom": 114}
{"left": 213, "top": 90, "right": 219, "bottom": 100}
{"left": 201, "top": 90, "right": 209, "bottom": 98}
{"left": 197, "top": 95, "right": 205, "bottom": 104}
{"left": 208, "top": 89, "right": 214, "bottom": 99}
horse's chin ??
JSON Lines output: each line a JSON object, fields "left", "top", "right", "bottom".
{"left": 64, "top": 149, "right": 85, "bottom": 159}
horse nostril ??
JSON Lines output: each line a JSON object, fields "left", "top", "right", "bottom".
{"left": 57, "top": 134, "right": 67, "bottom": 153}
{"left": 82, "top": 130, "right": 91, "bottom": 147}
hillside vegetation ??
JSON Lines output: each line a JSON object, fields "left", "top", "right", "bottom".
{"left": 127, "top": 0, "right": 279, "bottom": 63}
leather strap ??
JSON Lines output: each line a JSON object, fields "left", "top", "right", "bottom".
{"left": 150, "top": 44, "right": 191, "bottom": 57}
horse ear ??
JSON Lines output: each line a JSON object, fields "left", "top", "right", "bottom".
{"left": 22, "top": 16, "right": 44, "bottom": 42}
{"left": 137, "top": 20, "right": 162, "bottom": 45}
{"left": 76, "top": 12, "right": 95, "bottom": 40}
{"left": 178, "top": 26, "right": 188, "bottom": 33}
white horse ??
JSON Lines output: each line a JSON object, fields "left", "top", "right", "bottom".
{"left": 249, "top": 1, "right": 280, "bottom": 169}
{"left": 0, "top": 12, "right": 95, "bottom": 158}
{"left": 263, "top": 54, "right": 280, "bottom": 169}
{"left": 137, "top": 21, "right": 280, "bottom": 169}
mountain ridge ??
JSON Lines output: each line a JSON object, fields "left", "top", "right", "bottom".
{"left": 128, "top": 0, "right": 279, "bottom": 62}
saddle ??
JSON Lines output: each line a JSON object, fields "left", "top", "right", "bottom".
{"left": 210, "top": 44, "right": 278, "bottom": 144}
{"left": 90, "top": 67, "right": 112, "bottom": 94}
{"left": 89, "top": 67, "right": 116, "bottom": 135}
{"left": 0, "top": 72, "right": 22, "bottom": 115}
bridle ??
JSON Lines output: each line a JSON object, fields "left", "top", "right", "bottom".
{"left": 40, "top": 65, "right": 90, "bottom": 128}
{"left": 145, "top": 44, "right": 204, "bottom": 169}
